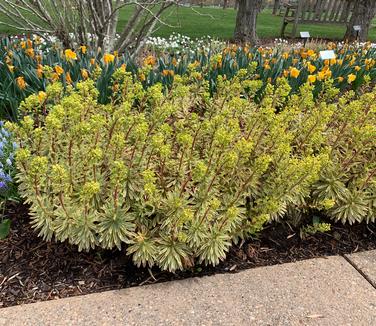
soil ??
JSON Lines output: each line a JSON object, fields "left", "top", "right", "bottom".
{"left": 1, "top": 203, "right": 376, "bottom": 308}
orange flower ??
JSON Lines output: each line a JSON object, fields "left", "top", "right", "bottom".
{"left": 81, "top": 69, "right": 89, "bottom": 80}
{"left": 307, "top": 75, "right": 316, "bottom": 83}
{"left": 65, "top": 49, "right": 77, "bottom": 60}
{"left": 55, "top": 65, "right": 64, "bottom": 76}
{"left": 307, "top": 49, "right": 315, "bottom": 57}
{"left": 308, "top": 63, "right": 316, "bottom": 74}
{"left": 25, "top": 48, "right": 35, "bottom": 58}
{"left": 290, "top": 67, "right": 300, "bottom": 78}
{"left": 90, "top": 58, "right": 95, "bottom": 65}
{"left": 36, "top": 64, "right": 43, "bottom": 78}
{"left": 144, "top": 55, "right": 156, "bottom": 66}
{"left": 103, "top": 53, "right": 115, "bottom": 64}
{"left": 65, "top": 72, "right": 72, "bottom": 84}
{"left": 16, "top": 76, "right": 26, "bottom": 90}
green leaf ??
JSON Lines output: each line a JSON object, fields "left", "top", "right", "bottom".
{"left": 0, "top": 219, "right": 11, "bottom": 240}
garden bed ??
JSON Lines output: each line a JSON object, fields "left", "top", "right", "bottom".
{"left": 1, "top": 203, "right": 375, "bottom": 308}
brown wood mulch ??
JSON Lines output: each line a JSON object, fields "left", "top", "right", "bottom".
{"left": 1, "top": 203, "right": 375, "bottom": 308}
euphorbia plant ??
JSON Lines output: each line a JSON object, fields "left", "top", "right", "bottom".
{"left": 9, "top": 74, "right": 325, "bottom": 271}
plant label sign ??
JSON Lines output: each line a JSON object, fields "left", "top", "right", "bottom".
{"left": 320, "top": 50, "right": 336, "bottom": 60}
{"left": 300, "top": 31, "right": 310, "bottom": 38}
{"left": 353, "top": 25, "right": 362, "bottom": 31}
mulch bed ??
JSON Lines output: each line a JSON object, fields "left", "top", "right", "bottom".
{"left": 1, "top": 203, "right": 376, "bottom": 308}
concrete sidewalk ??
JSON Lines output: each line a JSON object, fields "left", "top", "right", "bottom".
{"left": 1, "top": 251, "right": 375, "bottom": 326}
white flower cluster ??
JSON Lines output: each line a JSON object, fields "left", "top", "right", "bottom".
{"left": 145, "top": 33, "right": 226, "bottom": 55}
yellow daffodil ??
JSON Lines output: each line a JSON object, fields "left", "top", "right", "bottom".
{"left": 308, "top": 63, "right": 316, "bottom": 74}
{"left": 80, "top": 45, "right": 87, "bottom": 54}
{"left": 55, "top": 65, "right": 64, "bottom": 76}
{"left": 81, "top": 69, "right": 89, "bottom": 80}
{"left": 103, "top": 53, "right": 115, "bottom": 64}
{"left": 355, "top": 66, "right": 361, "bottom": 71}
{"left": 307, "top": 49, "right": 315, "bottom": 57}
{"left": 16, "top": 76, "right": 26, "bottom": 89}
{"left": 25, "top": 48, "right": 34, "bottom": 58}
{"left": 290, "top": 67, "right": 300, "bottom": 78}
{"left": 36, "top": 64, "right": 43, "bottom": 78}
{"left": 308, "top": 75, "right": 316, "bottom": 83}
{"left": 65, "top": 49, "right": 77, "bottom": 60}
{"left": 347, "top": 74, "right": 356, "bottom": 83}
{"left": 65, "top": 72, "right": 72, "bottom": 84}
{"left": 338, "top": 76, "right": 344, "bottom": 82}
{"left": 144, "top": 55, "right": 156, "bottom": 66}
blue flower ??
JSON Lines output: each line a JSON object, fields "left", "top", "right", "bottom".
{"left": 0, "top": 181, "right": 7, "bottom": 191}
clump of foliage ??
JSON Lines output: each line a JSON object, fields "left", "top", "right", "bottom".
{"left": 9, "top": 74, "right": 327, "bottom": 271}
{"left": 310, "top": 90, "right": 376, "bottom": 224}
{"left": 0, "top": 121, "right": 17, "bottom": 239}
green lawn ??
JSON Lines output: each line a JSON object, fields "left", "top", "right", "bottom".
{"left": 118, "top": 6, "right": 376, "bottom": 41}
{"left": 1, "top": 6, "right": 376, "bottom": 41}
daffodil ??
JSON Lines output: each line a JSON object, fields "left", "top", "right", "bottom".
{"left": 308, "top": 63, "right": 316, "bottom": 74}
{"left": 308, "top": 75, "right": 316, "bottom": 83}
{"left": 55, "top": 65, "right": 64, "bottom": 76}
{"left": 347, "top": 74, "right": 356, "bottom": 83}
{"left": 80, "top": 45, "right": 87, "bottom": 54}
{"left": 65, "top": 49, "right": 77, "bottom": 61}
{"left": 144, "top": 55, "right": 156, "bottom": 66}
{"left": 290, "top": 67, "right": 300, "bottom": 78}
{"left": 16, "top": 76, "right": 26, "bottom": 90}
{"left": 81, "top": 69, "right": 89, "bottom": 80}
{"left": 103, "top": 53, "right": 115, "bottom": 64}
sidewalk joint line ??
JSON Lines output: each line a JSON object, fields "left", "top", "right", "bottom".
{"left": 342, "top": 254, "right": 376, "bottom": 290}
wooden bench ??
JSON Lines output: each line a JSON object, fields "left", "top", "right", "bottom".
{"left": 280, "top": 0, "right": 356, "bottom": 38}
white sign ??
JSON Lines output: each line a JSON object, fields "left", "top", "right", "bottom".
{"left": 300, "top": 31, "right": 310, "bottom": 38}
{"left": 353, "top": 25, "right": 362, "bottom": 31}
{"left": 320, "top": 50, "right": 336, "bottom": 60}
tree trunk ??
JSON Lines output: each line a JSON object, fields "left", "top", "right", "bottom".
{"left": 223, "top": 0, "right": 229, "bottom": 9}
{"left": 345, "top": 0, "right": 376, "bottom": 41}
{"left": 234, "top": 0, "right": 263, "bottom": 44}
{"left": 272, "top": 0, "right": 281, "bottom": 15}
